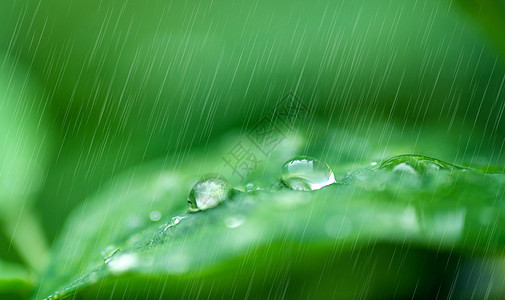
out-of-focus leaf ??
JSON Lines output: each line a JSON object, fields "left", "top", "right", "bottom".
{"left": 453, "top": 0, "right": 505, "bottom": 59}
{"left": 0, "top": 55, "right": 53, "bottom": 270}
{"left": 0, "top": 260, "right": 34, "bottom": 300}
{"left": 37, "top": 122, "right": 505, "bottom": 299}
{"left": 0, "top": 55, "right": 52, "bottom": 209}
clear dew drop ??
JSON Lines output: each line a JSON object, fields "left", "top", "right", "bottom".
{"left": 244, "top": 182, "right": 265, "bottom": 193}
{"left": 149, "top": 210, "right": 162, "bottom": 221}
{"left": 281, "top": 156, "right": 336, "bottom": 191}
{"left": 101, "top": 245, "right": 120, "bottom": 263}
{"left": 162, "top": 215, "right": 186, "bottom": 232}
{"left": 188, "top": 176, "right": 232, "bottom": 212}
{"left": 245, "top": 183, "right": 261, "bottom": 192}
{"left": 171, "top": 215, "right": 184, "bottom": 225}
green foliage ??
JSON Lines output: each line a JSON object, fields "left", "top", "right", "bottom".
{"left": 0, "top": 55, "right": 52, "bottom": 274}
{"left": 454, "top": 0, "right": 505, "bottom": 59}
{"left": 0, "top": 260, "right": 33, "bottom": 300}
{"left": 1, "top": 0, "right": 505, "bottom": 299}
{"left": 2, "top": 0, "right": 505, "bottom": 238}
{"left": 0, "top": 55, "right": 52, "bottom": 210}
{"left": 34, "top": 125, "right": 505, "bottom": 299}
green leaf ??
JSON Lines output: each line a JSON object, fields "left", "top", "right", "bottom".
{"left": 0, "top": 55, "right": 51, "bottom": 209}
{"left": 0, "top": 260, "right": 34, "bottom": 300}
{"left": 0, "top": 54, "right": 53, "bottom": 271}
{"left": 38, "top": 122, "right": 505, "bottom": 299}
{"left": 453, "top": 0, "right": 505, "bottom": 59}
{"left": 6, "top": 0, "right": 505, "bottom": 242}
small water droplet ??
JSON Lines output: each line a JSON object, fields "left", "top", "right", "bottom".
{"left": 188, "top": 176, "right": 232, "bottom": 212}
{"left": 245, "top": 183, "right": 261, "bottom": 192}
{"left": 107, "top": 253, "right": 138, "bottom": 274}
{"left": 172, "top": 216, "right": 186, "bottom": 225}
{"left": 101, "top": 245, "right": 120, "bottom": 263}
{"left": 149, "top": 211, "right": 162, "bottom": 221}
{"left": 171, "top": 215, "right": 184, "bottom": 224}
{"left": 46, "top": 294, "right": 61, "bottom": 300}
{"left": 281, "top": 156, "right": 336, "bottom": 191}
{"left": 324, "top": 214, "right": 353, "bottom": 239}
{"left": 225, "top": 215, "right": 245, "bottom": 228}
{"left": 162, "top": 215, "right": 186, "bottom": 232}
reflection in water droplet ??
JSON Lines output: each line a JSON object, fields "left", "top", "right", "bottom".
{"left": 225, "top": 215, "right": 245, "bottom": 228}
{"left": 107, "top": 253, "right": 138, "bottom": 274}
{"left": 149, "top": 211, "right": 162, "bottom": 221}
{"left": 188, "top": 176, "right": 232, "bottom": 212}
{"left": 281, "top": 156, "right": 336, "bottom": 191}
{"left": 101, "top": 245, "right": 120, "bottom": 263}
{"left": 392, "top": 162, "right": 417, "bottom": 175}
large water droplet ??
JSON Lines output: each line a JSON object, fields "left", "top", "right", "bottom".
{"left": 379, "top": 155, "right": 460, "bottom": 174}
{"left": 188, "top": 176, "right": 232, "bottom": 212}
{"left": 149, "top": 211, "right": 162, "bottom": 221}
{"left": 281, "top": 156, "right": 336, "bottom": 191}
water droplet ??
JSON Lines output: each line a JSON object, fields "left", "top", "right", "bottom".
{"left": 380, "top": 155, "right": 460, "bottom": 174}
{"left": 188, "top": 176, "right": 232, "bottom": 212}
{"left": 225, "top": 215, "right": 245, "bottom": 228}
{"left": 245, "top": 183, "right": 261, "bottom": 192}
{"left": 101, "top": 245, "right": 120, "bottom": 263}
{"left": 50, "top": 293, "right": 63, "bottom": 300}
{"left": 162, "top": 215, "right": 186, "bottom": 232}
{"left": 107, "top": 253, "right": 138, "bottom": 274}
{"left": 171, "top": 215, "right": 184, "bottom": 225}
{"left": 281, "top": 156, "right": 336, "bottom": 191}
{"left": 149, "top": 211, "right": 162, "bottom": 221}
{"left": 392, "top": 162, "right": 417, "bottom": 175}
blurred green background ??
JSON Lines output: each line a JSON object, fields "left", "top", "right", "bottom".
{"left": 1, "top": 0, "right": 505, "bottom": 298}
